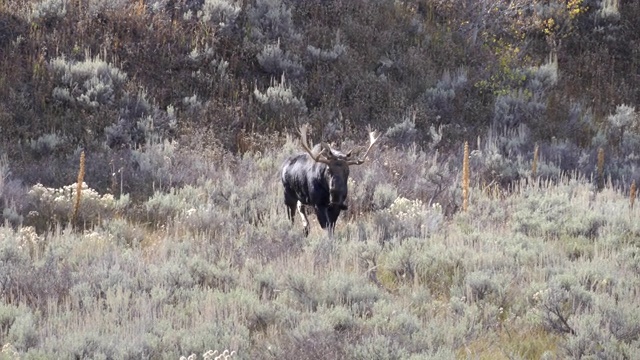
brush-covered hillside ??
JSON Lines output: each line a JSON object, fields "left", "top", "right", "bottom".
{"left": 1, "top": 0, "right": 640, "bottom": 358}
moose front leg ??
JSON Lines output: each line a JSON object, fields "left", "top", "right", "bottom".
{"left": 327, "top": 206, "right": 342, "bottom": 238}
{"left": 297, "top": 201, "right": 310, "bottom": 236}
{"left": 315, "top": 206, "right": 339, "bottom": 238}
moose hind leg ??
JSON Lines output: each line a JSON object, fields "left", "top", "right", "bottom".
{"left": 284, "top": 200, "right": 296, "bottom": 224}
{"left": 285, "top": 203, "right": 295, "bottom": 223}
{"left": 297, "top": 201, "right": 310, "bottom": 236}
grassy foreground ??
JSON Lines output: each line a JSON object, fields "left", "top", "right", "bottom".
{"left": 1, "top": 142, "right": 640, "bottom": 359}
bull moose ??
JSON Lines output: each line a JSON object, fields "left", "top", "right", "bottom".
{"left": 281, "top": 124, "right": 380, "bottom": 236}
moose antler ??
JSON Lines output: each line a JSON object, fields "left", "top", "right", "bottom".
{"left": 299, "top": 124, "right": 331, "bottom": 164}
{"left": 348, "top": 126, "right": 380, "bottom": 165}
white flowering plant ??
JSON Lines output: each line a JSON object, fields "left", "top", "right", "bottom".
{"left": 27, "top": 182, "right": 129, "bottom": 227}
{"left": 381, "top": 196, "right": 444, "bottom": 238}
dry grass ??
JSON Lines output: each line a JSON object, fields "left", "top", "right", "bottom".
{"left": 1, "top": 145, "right": 640, "bottom": 358}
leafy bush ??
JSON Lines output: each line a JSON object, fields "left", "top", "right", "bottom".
{"left": 257, "top": 39, "right": 304, "bottom": 78}
{"left": 307, "top": 40, "right": 346, "bottom": 62}
{"left": 254, "top": 74, "right": 307, "bottom": 127}
{"left": 198, "top": 0, "right": 242, "bottom": 30}
{"left": 49, "top": 56, "right": 127, "bottom": 109}
{"left": 26, "top": 182, "right": 129, "bottom": 229}
{"left": 30, "top": 0, "right": 67, "bottom": 23}
{"left": 385, "top": 114, "right": 418, "bottom": 147}
{"left": 421, "top": 68, "right": 468, "bottom": 117}
{"left": 246, "top": 0, "right": 299, "bottom": 43}
{"left": 371, "top": 182, "right": 397, "bottom": 211}
{"left": 27, "top": 132, "right": 67, "bottom": 157}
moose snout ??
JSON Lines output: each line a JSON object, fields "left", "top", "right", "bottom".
{"left": 329, "top": 190, "right": 348, "bottom": 210}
